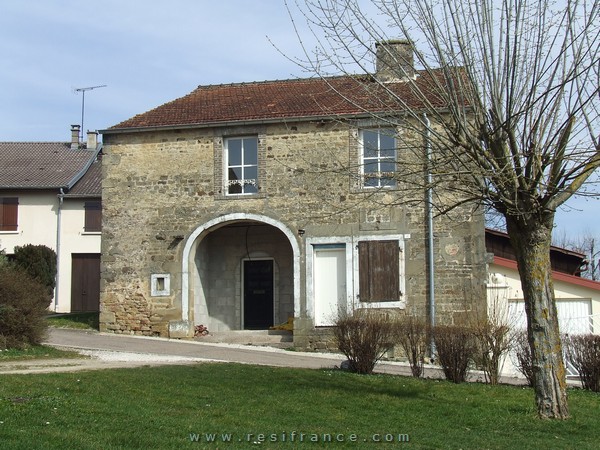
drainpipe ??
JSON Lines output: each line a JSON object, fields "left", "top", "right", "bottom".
{"left": 54, "top": 188, "right": 64, "bottom": 311}
{"left": 423, "top": 114, "right": 436, "bottom": 360}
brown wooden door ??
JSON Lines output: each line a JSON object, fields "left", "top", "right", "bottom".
{"left": 71, "top": 254, "right": 100, "bottom": 312}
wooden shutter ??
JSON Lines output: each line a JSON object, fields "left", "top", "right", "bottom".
{"left": 0, "top": 197, "right": 18, "bottom": 231}
{"left": 358, "top": 240, "right": 399, "bottom": 302}
{"left": 84, "top": 201, "right": 102, "bottom": 232}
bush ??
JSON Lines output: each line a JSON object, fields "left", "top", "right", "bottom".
{"left": 472, "top": 320, "right": 511, "bottom": 385}
{"left": 333, "top": 309, "right": 394, "bottom": 374}
{"left": 393, "top": 315, "right": 429, "bottom": 378}
{"left": 0, "top": 265, "right": 52, "bottom": 349}
{"left": 511, "top": 330, "right": 535, "bottom": 387}
{"left": 565, "top": 334, "right": 600, "bottom": 392}
{"left": 433, "top": 324, "right": 477, "bottom": 383}
{"left": 13, "top": 244, "right": 57, "bottom": 293}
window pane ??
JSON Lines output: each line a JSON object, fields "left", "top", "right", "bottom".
{"left": 379, "top": 130, "right": 396, "bottom": 158}
{"left": 228, "top": 139, "right": 242, "bottom": 166}
{"left": 362, "top": 130, "right": 378, "bottom": 157}
{"left": 245, "top": 166, "right": 258, "bottom": 182}
{"left": 380, "top": 161, "right": 396, "bottom": 173}
{"left": 243, "top": 138, "right": 258, "bottom": 165}
{"left": 229, "top": 167, "right": 242, "bottom": 181}
{"left": 363, "top": 160, "right": 378, "bottom": 174}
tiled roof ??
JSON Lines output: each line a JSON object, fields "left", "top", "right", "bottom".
{"left": 0, "top": 142, "right": 98, "bottom": 190}
{"left": 65, "top": 157, "right": 102, "bottom": 197}
{"left": 108, "top": 72, "right": 449, "bottom": 131}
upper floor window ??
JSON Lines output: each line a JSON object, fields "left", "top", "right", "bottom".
{"left": 0, "top": 197, "right": 18, "bottom": 232}
{"left": 360, "top": 128, "right": 397, "bottom": 188}
{"left": 225, "top": 137, "right": 258, "bottom": 195}
{"left": 84, "top": 200, "right": 102, "bottom": 232}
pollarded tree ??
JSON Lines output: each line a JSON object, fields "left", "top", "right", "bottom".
{"left": 286, "top": 0, "right": 600, "bottom": 419}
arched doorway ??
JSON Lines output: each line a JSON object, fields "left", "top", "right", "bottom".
{"left": 181, "top": 214, "right": 300, "bottom": 332}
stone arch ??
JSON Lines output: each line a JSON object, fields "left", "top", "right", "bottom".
{"left": 181, "top": 213, "right": 301, "bottom": 327}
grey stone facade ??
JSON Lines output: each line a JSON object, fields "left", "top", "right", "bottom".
{"left": 100, "top": 118, "right": 488, "bottom": 349}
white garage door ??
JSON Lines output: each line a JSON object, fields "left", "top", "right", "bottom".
{"left": 508, "top": 299, "right": 592, "bottom": 335}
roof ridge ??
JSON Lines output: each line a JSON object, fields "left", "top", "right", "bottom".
{"left": 192, "top": 74, "right": 372, "bottom": 91}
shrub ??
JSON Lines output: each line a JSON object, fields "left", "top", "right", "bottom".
{"left": 393, "top": 315, "right": 429, "bottom": 378}
{"left": 472, "top": 320, "right": 511, "bottom": 385}
{"left": 0, "top": 265, "right": 52, "bottom": 349}
{"left": 565, "top": 334, "right": 600, "bottom": 392}
{"left": 333, "top": 309, "right": 394, "bottom": 375}
{"left": 13, "top": 244, "right": 57, "bottom": 293}
{"left": 433, "top": 324, "right": 477, "bottom": 383}
{"left": 511, "top": 330, "right": 535, "bottom": 387}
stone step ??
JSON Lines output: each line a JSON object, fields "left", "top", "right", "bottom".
{"left": 194, "top": 330, "right": 293, "bottom": 346}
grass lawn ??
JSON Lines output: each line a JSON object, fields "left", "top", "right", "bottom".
{"left": 0, "top": 363, "right": 598, "bottom": 450}
{"left": 0, "top": 345, "right": 82, "bottom": 362}
{"left": 46, "top": 312, "right": 99, "bottom": 330}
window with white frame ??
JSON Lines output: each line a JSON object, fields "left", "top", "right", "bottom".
{"left": 225, "top": 136, "right": 258, "bottom": 195}
{"left": 360, "top": 128, "right": 397, "bottom": 188}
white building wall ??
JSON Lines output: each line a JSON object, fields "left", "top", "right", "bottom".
{"left": 487, "top": 261, "right": 600, "bottom": 378}
{"left": 0, "top": 192, "right": 100, "bottom": 312}
{"left": 55, "top": 199, "right": 101, "bottom": 312}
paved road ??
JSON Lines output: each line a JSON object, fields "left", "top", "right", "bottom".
{"left": 0, "top": 328, "right": 528, "bottom": 386}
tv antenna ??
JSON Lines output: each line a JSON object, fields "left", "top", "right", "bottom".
{"left": 74, "top": 84, "right": 107, "bottom": 141}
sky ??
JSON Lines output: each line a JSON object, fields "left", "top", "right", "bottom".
{"left": 0, "top": 0, "right": 597, "bottom": 242}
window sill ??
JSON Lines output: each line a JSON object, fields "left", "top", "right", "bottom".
{"left": 0, "top": 230, "right": 19, "bottom": 234}
{"left": 81, "top": 231, "right": 102, "bottom": 235}
{"left": 217, "top": 192, "right": 266, "bottom": 200}
{"left": 357, "top": 301, "right": 405, "bottom": 309}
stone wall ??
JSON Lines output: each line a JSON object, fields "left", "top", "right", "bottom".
{"left": 100, "top": 119, "right": 487, "bottom": 344}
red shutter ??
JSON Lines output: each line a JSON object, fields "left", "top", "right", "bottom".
{"left": 0, "top": 198, "right": 18, "bottom": 231}
{"left": 358, "top": 240, "right": 399, "bottom": 302}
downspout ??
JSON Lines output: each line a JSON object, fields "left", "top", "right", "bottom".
{"left": 423, "top": 114, "right": 436, "bottom": 360}
{"left": 54, "top": 188, "right": 64, "bottom": 311}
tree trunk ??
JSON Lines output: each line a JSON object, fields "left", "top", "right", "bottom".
{"left": 506, "top": 215, "right": 569, "bottom": 419}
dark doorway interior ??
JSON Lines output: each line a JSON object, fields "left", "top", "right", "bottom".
{"left": 243, "top": 259, "right": 274, "bottom": 329}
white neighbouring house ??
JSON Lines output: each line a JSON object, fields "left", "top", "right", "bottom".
{"left": 0, "top": 126, "right": 102, "bottom": 313}
{"left": 485, "top": 229, "right": 600, "bottom": 377}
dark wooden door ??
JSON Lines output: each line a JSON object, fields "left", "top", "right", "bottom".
{"left": 243, "top": 260, "right": 274, "bottom": 329}
{"left": 71, "top": 254, "right": 101, "bottom": 312}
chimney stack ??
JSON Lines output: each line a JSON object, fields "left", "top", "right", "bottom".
{"left": 70, "top": 124, "right": 81, "bottom": 150}
{"left": 87, "top": 130, "right": 98, "bottom": 150}
{"left": 375, "top": 40, "right": 415, "bottom": 82}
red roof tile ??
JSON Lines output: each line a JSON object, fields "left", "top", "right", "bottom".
{"left": 108, "top": 72, "right": 449, "bottom": 131}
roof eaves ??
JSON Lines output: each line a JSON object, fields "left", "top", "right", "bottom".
{"left": 64, "top": 144, "right": 103, "bottom": 190}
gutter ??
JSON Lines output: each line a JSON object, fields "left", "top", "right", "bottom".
{"left": 423, "top": 113, "right": 436, "bottom": 360}
{"left": 54, "top": 188, "right": 64, "bottom": 311}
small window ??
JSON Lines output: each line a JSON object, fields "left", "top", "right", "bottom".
{"left": 360, "top": 129, "right": 397, "bottom": 188}
{"left": 151, "top": 274, "right": 170, "bottom": 296}
{"left": 0, "top": 197, "right": 18, "bottom": 231}
{"left": 225, "top": 137, "right": 258, "bottom": 195}
{"left": 84, "top": 201, "right": 102, "bottom": 232}
{"left": 358, "top": 240, "right": 400, "bottom": 302}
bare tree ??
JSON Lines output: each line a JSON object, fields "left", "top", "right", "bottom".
{"left": 554, "top": 230, "right": 600, "bottom": 280}
{"left": 285, "top": 0, "right": 600, "bottom": 419}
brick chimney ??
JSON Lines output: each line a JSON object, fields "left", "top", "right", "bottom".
{"left": 87, "top": 130, "right": 98, "bottom": 150}
{"left": 70, "top": 124, "right": 81, "bottom": 150}
{"left": 375, "top": 40, "right": 415, "bottom": 82}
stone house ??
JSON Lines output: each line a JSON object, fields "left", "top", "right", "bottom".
{"left": 0, "top": 126, "right": 102, "bottom": 312}
{"left": 100, "top": 41, "right": 488, "bottom": 348}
